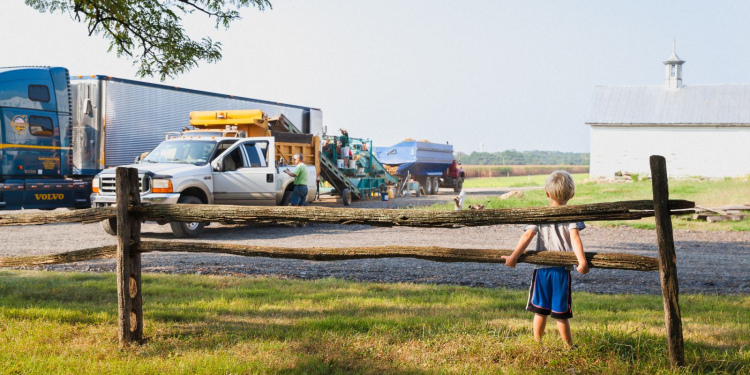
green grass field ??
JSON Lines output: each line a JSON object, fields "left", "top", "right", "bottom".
{"left": 1, "top": 271, "right": 748, "bottom": 374}
{"left": 462, "top": 173, "right": 590, "bottom": 189}
{"left": 460, "top": 165, "right": 589, "bottom": 179}
{"left": 450, "top": 176, "right": 750, "bottom": 231}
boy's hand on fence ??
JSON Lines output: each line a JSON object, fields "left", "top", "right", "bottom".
{"left": 577, "top": 262, "right": 590, "bottom": 274}
{"left": 505, "top": 229, "right": 534, "bottom": 269}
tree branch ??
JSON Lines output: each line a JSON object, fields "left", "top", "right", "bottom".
{"left": 24, "top": 0, "right": 272, "bottom": 80}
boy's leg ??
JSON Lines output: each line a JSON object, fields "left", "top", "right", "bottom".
{"left": 533, "top": 314, "right": 547, "bottom": 341}
{"left": 527, "top": 269, "right": 553, "bottom": 342}
{"left": 556, "top": 318, "right": 572, "bottom": 346}
{"left": 547, "top": 268, "right": 574, "bottom": 346}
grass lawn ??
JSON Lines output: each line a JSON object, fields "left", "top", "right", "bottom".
{"left": 1, "top": 270, "right": 748, "bottom": 374}
{"left": 463, "top": 174, "right": 590, "bottom": 189}
{"left": 449, "top": 177, "right": 750, "bottom": 231}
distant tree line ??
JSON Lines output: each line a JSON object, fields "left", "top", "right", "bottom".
{"left": 456, "top": 150, "right": 590, "bottom": 165}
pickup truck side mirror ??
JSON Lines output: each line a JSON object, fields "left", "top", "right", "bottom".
{"left": 211, "top": 160, "right": 222, "bottom": 172}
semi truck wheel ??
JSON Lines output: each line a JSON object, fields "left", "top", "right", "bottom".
{"left": 101, "top": 217, "right": 117, "bottom": 236}
{"left": 431, "top": 177, "right": 440, "bottom": 195}
{"left": 170, "top": 196, "right": 205, "bottom": 238}
{"left": 423, "top": 177, "right": 432, "bottom": 195}
{"left": 342, "top": 188, "right": 352, "bottom": 206}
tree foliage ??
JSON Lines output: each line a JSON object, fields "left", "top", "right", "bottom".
{"left": 457, "top": 150, "right": 590, "bottom": 165}
{"left": 25, "top": 0, "right": 271, "bottom": 80}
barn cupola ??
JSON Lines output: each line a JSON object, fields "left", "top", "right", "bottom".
{"left": 664, "top": 40, "right": 685, "bottom": 89}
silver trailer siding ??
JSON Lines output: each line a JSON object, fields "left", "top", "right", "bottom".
{"left": 71, "top": 77, "right": 322, "bottom": 173}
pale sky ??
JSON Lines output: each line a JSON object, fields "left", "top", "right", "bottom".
{"left": 3, "top": 1, "right": 750, "bottom": 153}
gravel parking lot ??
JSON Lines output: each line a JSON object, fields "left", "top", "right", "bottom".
{"left": 2, "top": 190, "right": 748, "bottom": 295}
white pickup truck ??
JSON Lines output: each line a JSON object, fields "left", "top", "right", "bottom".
{"left": 91, "top": 136, "right": 317, "bottom": 238}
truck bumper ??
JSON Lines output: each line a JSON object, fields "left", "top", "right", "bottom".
{"left": 91, "top": 193, "right": 181, "bottom": 207}
{"left": 0, "top": 180, "right": 91, "bottom": 211}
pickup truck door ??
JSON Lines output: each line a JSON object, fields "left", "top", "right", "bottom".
{"left": 212, "top": 140, "right": 276, "bottom": 205}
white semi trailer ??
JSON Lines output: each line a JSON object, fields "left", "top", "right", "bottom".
{"left": 71, "top": 75, "right": 323, "bottom": 175}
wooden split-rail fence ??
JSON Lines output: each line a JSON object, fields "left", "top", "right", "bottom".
{"left": 0, "top": 155, "right": 691, "bottom": 368}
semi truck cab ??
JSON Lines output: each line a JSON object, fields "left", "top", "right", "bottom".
{"left": 0, "top": 66, "right": 90, "bottom": 210}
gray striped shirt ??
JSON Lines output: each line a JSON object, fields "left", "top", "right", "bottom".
{"left": 524, "top": 222, "right": 585, "bottom": 270}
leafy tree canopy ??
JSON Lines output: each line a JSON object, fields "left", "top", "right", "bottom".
{"left": 26, "top": 0, "right": 271, "bottom": 80}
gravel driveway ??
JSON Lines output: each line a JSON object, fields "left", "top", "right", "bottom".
{"left": 2, "top": 190, "right": 748, "bottom": 295}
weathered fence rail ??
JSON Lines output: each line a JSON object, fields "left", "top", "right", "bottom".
{"left": 137, "top": 199, "right": 694, "bottom": 226}
{"left": 0, "top": 155, "right": 687, "bottom": 368}
{"left": 0, "top": 245, "right": 119, "bottom": 267}
{"left": 0, "top": 242, "right": 659, "bottom": 271}
{"left": 0, "top": 206, "right": 116, "bottom": 226}
{"left": 0, "top": 199, "right": 694, "bottom": 227}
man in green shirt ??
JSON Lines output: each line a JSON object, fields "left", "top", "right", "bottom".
{"left": 284, "top": 153, "right": 308, "bottom": 206}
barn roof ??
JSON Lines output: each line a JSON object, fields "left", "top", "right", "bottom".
{"left": 585, "top": 84, "right": 750, "bottom": 126}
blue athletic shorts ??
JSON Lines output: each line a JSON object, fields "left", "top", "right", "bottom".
{"left": 526, "top": 267, "right": 573, "bottom": 319}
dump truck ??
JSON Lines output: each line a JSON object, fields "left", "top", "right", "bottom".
{"left": 167, "top": 109, "right": 320, "bottom": 175}
{"left": 0, "top": 66, "right": 322, "bottom": 211}
{"left": 375, "top": 140, "right": 464, "bottom": 195}
{"left": 91, "top": 110, "right": 319, "bottom": 238}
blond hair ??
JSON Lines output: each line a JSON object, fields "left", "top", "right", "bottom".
{"left": 545, "top": 170, "right": 575, "bottom": 202}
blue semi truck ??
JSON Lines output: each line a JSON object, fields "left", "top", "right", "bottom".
{"left": 0, "top": 66, "right": 322, "bottom": 211}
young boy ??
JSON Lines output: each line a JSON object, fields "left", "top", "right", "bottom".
{"left": 502, "top": 170, "right": 589, "bottom": 347}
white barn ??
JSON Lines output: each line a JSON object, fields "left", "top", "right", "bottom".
{"left": 585, "top": 47, "right": 750, "bottom": 178}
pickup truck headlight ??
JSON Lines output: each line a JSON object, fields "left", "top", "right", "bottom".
{"left": 92, "top": 177, "right": 100, "bottom": 194}
{"left": 151, "top": 179, "right": 173, "bottom": 193}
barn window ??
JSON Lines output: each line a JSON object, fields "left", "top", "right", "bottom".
{"left": 671, "top": 65, "right": 676, "bottom": 77}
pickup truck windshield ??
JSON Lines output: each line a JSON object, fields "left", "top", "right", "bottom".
{"left": 142, "top": 140, "right": 216, "bottom": 165}
{"left": 184, "top": 131, "right": 235, "bottom": 138}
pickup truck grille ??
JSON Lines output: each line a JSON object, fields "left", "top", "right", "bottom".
{"left": 100, "top": 175, "right": 150, "bottom": 194}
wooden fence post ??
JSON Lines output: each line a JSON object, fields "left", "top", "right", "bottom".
{"left": 649, "top": 155, "right": 685, "bottom": 368}
{"left": 116, "top": 167, "right": 143, "bottom": 345}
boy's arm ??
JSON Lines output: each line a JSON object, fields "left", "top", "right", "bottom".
{"left": 570, "top": 228, "right": 589, "bottom": 274}
{"left": 502, "top": 229, "right": 536, "bottom": 268}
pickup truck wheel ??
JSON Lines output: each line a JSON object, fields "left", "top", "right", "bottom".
{"left": 281, "top": 190, "right": 293, "bottom": 206}
{"left": 170, "top": 196, "right": 205, "bottom": 238}
{"left": 101, "top": 217, "right": 117, "bottom": 236}
{"left": 342, "top": 188, "right": 352, "bottom": 206}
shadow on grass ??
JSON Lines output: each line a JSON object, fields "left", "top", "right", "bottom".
{"left": 1, "top": 270, "right": 749, "bottom": 373}
{"left": 587, "top": 326, "right": 749, "bottom": 374}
